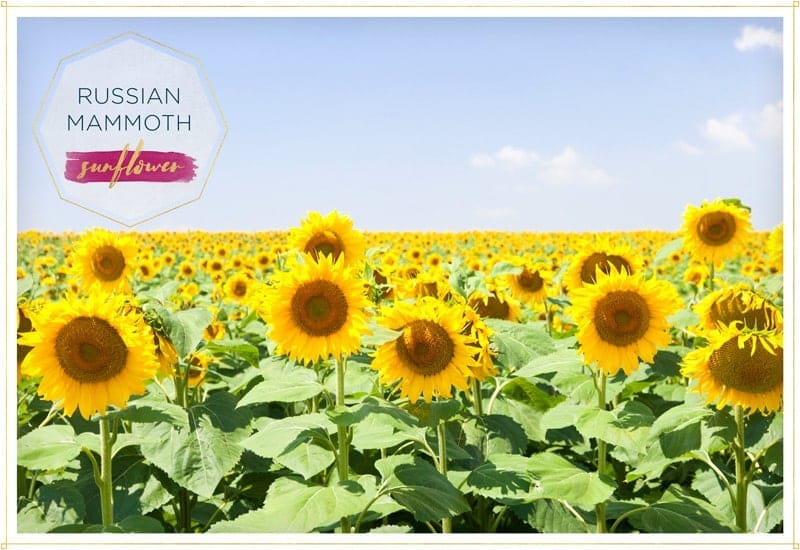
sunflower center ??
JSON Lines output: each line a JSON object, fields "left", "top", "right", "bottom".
{"left": 91, "top": 245, "right": 126, "bottom": 282}
{"left": 470, "top": 293, "right": 510, "bottom": 319}
{"left": 233, "top": 280, "right": 248, "bottom": 297}
{"left": 697, "top": 212, "right": 736, "bottom": 246}
{"left": 593, "top": 290, "right": 650, "bottom": 347}
{"left": 290, "top": 280, "right": 349, "bottom": 336}
{"left": 708, "top": 337, "right": 783, "bottom": 394}
{"left": 305, "top": 231, "right": 344, "bottom": 261}
{"left": 517, "top": 268, "right": 544, "bottom": 292}
{"left": 579, "top": 253, "right": 632, "bottom": 284}
{"left": 395, "top": 320, "right": 455, "bottom": 376}
{"left": 54, "top": 316, "right": 128, "bottom": 383}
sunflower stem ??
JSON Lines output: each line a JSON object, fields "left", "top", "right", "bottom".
{"left": 595, "top": 371, "right": 607, "bottom": 534}
{"left": 734, "top": 405, "right": 748, "bottom": 532}
{"left": 336, "top": 357, "right": 351, "bottom": 534}
{"left": 98, "top": 414, "right": 115, "bottom": 527}
{"left": 437, "top": 419, "right": 452, "bottom": 533}
{"left": 542, "top": 299, "right": 552, "bottom": 336}
{"left": 471, "top": 379, "right": 484, "bottom": 417}
{"left": 708, "top": 262, "right": 715, "bottom": 292}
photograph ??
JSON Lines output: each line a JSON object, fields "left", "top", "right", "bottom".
{"left": 5, "top": 3, "right": 792, "bottom": 546}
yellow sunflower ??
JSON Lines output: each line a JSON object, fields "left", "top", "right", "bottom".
{"left": 567, "top": 266, "right": 681, "bottom": 376}
{"left": 468, "top": 282, "right": 521, "bottom": 322}
{"left": 680, "top": 199, "right": 752, "bottom": 262}
{"left": 289, "top": 211, "right": 366, "bottom": 267}
{"left": 681, "top": 323, "right": 782, "bottom": 414}
{"left": 262, "top": 254, "right": 370, "bottom": 364}
{"left": 767, "top": 223, "right": 783, "bottom": 272}
{"left": 371, "top": 297, "right": 478, "bottom": 403}
{"left": 222, "top": 272, "right": 261, "bottom": 305}
{"left": 69, "top": 228, "right": 137, "bottom": 294}
{"left": 693, "top": 284, "right": 782, "bottom": 333}
{"left": 506, "top": 262, "right": 552, "bottom": 305}
{"left": 18, "top": 293, "right": 159, "bottom": 419}
{"left": 565, "top": 239, "right": 641, "bottom": 291}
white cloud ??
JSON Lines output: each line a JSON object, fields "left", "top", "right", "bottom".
{"left": 674, "top": 140, "right": 704, "bottom": 156}
{"left": 734, "top": 25, "right": 782, "bottom": 52}
{"left": 471, "top": 145, "right": 538, "bottom": 168}
{"left": 701, "top": 114, "right": 753, "bottom": 150}
{"left": 755, "top": 101, "right": 782, "bottom": 140}
{"left": 470, "top": 145, "right": 613, "bottom": 186}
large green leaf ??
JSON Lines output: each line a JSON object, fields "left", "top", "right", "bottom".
{"left": 240, "top": 413, "right": 335, "bottom": 479}
{"left": 203, "top": 339, "right": 260, "bottom": 367}
{"left": 649, "top": 403, "right": 712, "bottom": 441}
{"left": 18, "top": 481, "right": 85, "bottom": 532}
{"left": 168, "top": 307, "right": 214, "bottom": 358}
{"left": 463, "top": 454, "right": 534, "bottom": 504}
{"left": 457, "top": 414, "right": 527, "bottom": 459}
{"left": 575, "top": 400, "right": 654, "bottom": 455}
{"left": 527, "top": 452, "right": 616, "bottom": 508}
{"left": 514, "top": 500, "right": 591, "bottom": 533}
{"left": 138, "top": 392, "right": 251, "bottom": 498}
{"left": 514, "top": 348, "right": 584, "bottom": 379}
{"left": 375, "top": 455, "right": 470, "bottom": 522}
{"left": 329, "top": 397, "right": 425, "bottom": 451}
{"left": 238, "top": 361, "right": 323, "bottom": 405}
{"left": 486, "top": 319, "right": 556, "bottom": 371}
{"left": 627, "top": 485, "right": 735, "bottom": 532}
{"left": 105, "top": 395, "right": 189, "bottom": 429}
{"left": 208, "top": 477, "right": 370, "bottom": 532}
{"left": 18, "top": 424, "right": 81, "bottom": 471}
{"left": 490, "top": 396, "right": 546, "bottom": 443}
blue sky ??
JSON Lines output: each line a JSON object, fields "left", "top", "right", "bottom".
{"left": 17, "top": 16, "right": 785, "bottom": 232}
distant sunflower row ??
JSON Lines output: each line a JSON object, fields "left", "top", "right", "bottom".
{"left": 17, "top": 198, "right": 783, "bottom": 420}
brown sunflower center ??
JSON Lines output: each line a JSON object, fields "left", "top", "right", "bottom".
{"left": 696, "top": 211, "right": 736, "bottom": 247}
{"left": 579, "top": 253, "right": 632, "bottom": 284}
{"left": 233, "top": 280, "right": 248, "bottom": 297}
{"left": 395, "top": 319, "right": 455, "bottom": 376}
{"left": 290, "top": 280, "right": 349, "bottom": 336}
{"left": 470, "top": 293, "right": 510, "bottom": 320}
{"left": 708, "top": 337, "right": 783, "bottom": 394}
{"left": 91, "top": 245, "right": 126, "bottom": 282}
{"left": 593, "top": 290, "right": 651, "bottom": 347}
{"left": 517, "top": 268, "right": 544, "bottom": 292}
{"left": 709, "top": 293, "right": 779, "bottom": 331}
{"left": 305, "top": 231, "right": 344, "bottom": 261}
{"left": 54, "top": 316, "right": 128, "bottom": 383}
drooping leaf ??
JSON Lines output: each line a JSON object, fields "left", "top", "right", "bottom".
{"left": 375, "top": 455, "right": 470, "bottom": 522}
{"left": 203, "top": 339, "right": 260, "bottom": 367}
{"left": 627, "top": 485, "right": 735, "bottom": 532}
{"left": 18, "top": 424, "right": 81, "bottom": 471}
{"left": 208, "top": 477, "right": 370, "bottom": 533}
{"left": 527, "top": 452, "right": 616, "bottom": 508}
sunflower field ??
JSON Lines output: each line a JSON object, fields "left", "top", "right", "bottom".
{"left": 15, "top": 200, "right": 784, "bottom": 535}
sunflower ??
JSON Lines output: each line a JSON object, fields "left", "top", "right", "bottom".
{"left": 18, "top": 293, "right": 159, "bottom": 419}
{"left": 69, "top": 228, "right": 137, "bottom": 294}
{"left": 153, "top": 331, "right": 178, "bottom": 377}
{"left": 177, "top": 260, "right": 196, "bottom": 279}
{"left": 680, "top": 199, "right": 752, "bottom": 262}
{"left": 567, "top": 266, "right": 681, "bottom": 376}
{"left": 371, "top": 297, "right": 478, "bottom": 403}
{"left": 289, "top": 211, "right": 366, "bottom": 267}
{"left": 767, "top": 223, "right": 783, "bottom": 272}
{"left": 222, "top": 272, "right": 260, "bottom": 305}
{"left": 693, "top": 284, "right": 782, "bottom": 333}
{"left": 565, "top": 239, "right": 640, "bottom": 290}
{"left": 468, "top": 282, "right": 521, "bottom": 322}
{"left": 681, "top": 323, "right": 782, "bottom": 414}
{"left": 262, "top": 254, "right": 370, "bottom": 364}
{"left": 506, "top": 262, "right": 552, "bottom": 305}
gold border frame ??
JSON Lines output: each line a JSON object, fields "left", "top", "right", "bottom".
{"left": 3, "top": 3, "right": 796, "bottom": 549}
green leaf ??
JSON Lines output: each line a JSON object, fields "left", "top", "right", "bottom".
{"left": 514, "top": 349, "right": 584, "bottom": 379}
{"left": 527, "top": 452, "right": 616, "bottom": 508}
{"left": 369, "top": 524, "right": 413, "bottom": 533}
{"left": 168, "top": 307, "right": 214, "bottom": 358}
{"left": 238, "top": 362, "right": 323, "bottom": 405}
{"left": 117, "top": 515, "right": 164, "bottom": 533}
{"left": 208, "top": 477, "right": 370, "bottom": 532}
{"left": 360, "top": 322, "right": 402, "bottom": 347}
{"left": 18, "top": 424, "right": 81, "bottom": 471}
{"left": 138, "top": 392, "right": 251, "bottom": 498}
{"left": 326, "top": 396, "right": 419, "bottom": 428}
{"left": 17, "top": 481, "right": 86, "bottom": 532}
{"left": 486, "top": 319, "right": 556, "bottom": 370}
{"left": 490, "top": 396, "right": 546, "bottom": 442}
{"left": 721, "top": 197, "right": 751, "bottom": 212}
{"left": 649, "top": 403, "right": 712, "bottom": 441}
{"left": 457, "top": 415, "right": 527, "bottom": 458}
{"left": 17, "top": 276, "right": 34, "bottom": 297}
{"left": 540, "top": 401, "right": 586, "bottom": 431}
{"left": 463, "top": 454, "right": 534, "bottom": 504}
{"left": 515, "top": 500, "right": 591, "bottom": 533}
{"left": 105, "top": 395, "right": 189, "bottom": 429}
{"left": 667, "top": 309, "right": 700, "bottom": 331}
{"left": 575, "top": 401, "right": 652, "bottom": 454}
{"left": 322, "top": 358, "right": 378, "bottom": 398}
{"left": 754, "top": 490, "right": 782, "bottom": 533}
{"left": 203, "top": 339, "right": 260, "bottom": 367}
{"left": 375, "top": 455, "right": 470, "bottom": 522}
{"left": 136, "top": 280, "right": 180, "bottom": 305}
{"left": 627, "top": 485, "right": 735, "bottom": 532}
{"left": 659, "top": 421, "right": 702, "bottom": 458}
{"left": 240, "top": 413, "right": 335, "bottom": 479}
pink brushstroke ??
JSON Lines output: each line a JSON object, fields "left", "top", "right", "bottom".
{"left": 65, "top": 149, "right": 196, "bottom": 184}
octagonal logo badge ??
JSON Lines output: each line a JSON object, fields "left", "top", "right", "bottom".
{"left": 34, "top": 31, "right": 227, "bottom": 226}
